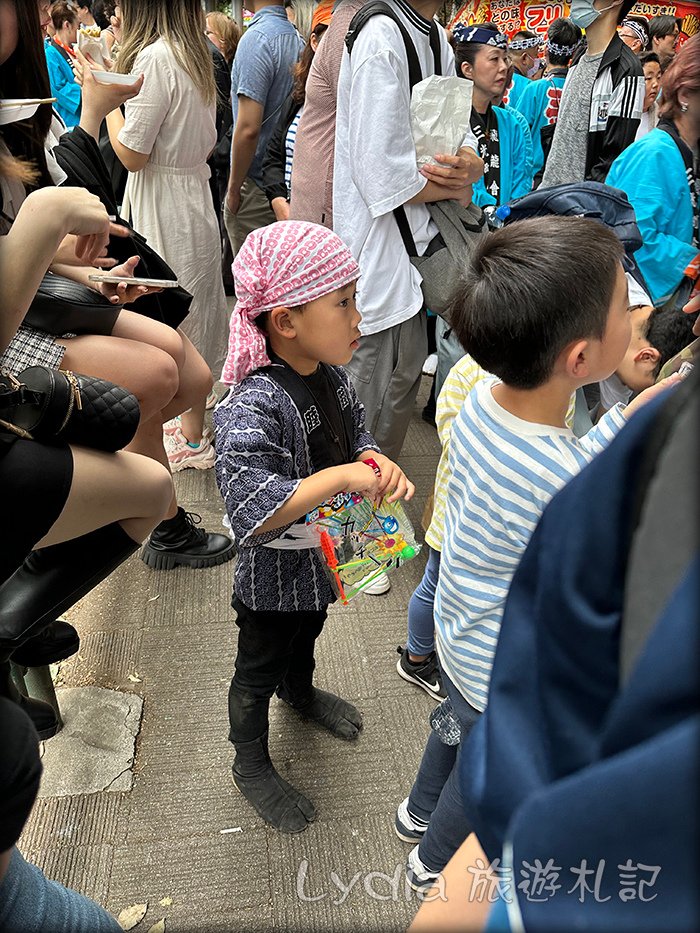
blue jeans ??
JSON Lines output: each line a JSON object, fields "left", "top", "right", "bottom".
{"left": 407, "top": 670, "right": 481, "bottom": 872}
{"left": 0, "top": 848, "right": 121, "bottom": 933}
{"left": 406, "top": 546, "right": 441, "bottom": 656}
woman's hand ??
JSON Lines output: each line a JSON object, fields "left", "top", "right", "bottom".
{"left": 32, "top": 187, "right": 111, "bottom": 264}
{"left": 74, "top": 47, "right": 143, "bottom": 138}
{"left": 94, "top": 256, "right": 163, "bottom": 305}
{"left": 358, "top": 452, "right": 415, "bottom": 503}
{"left": 54, "top": 222, "right": 131, "bottom": 269}
{"left": 624, "top": 373, "right": 685, "bottom": 418}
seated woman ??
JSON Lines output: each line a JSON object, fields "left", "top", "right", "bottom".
{"left": 0, "top": 163, "right": 173, "bottom": 737}
{"left": 453, "top": 23, "right": 533, "bottom": 207}
{"left": 607, "top": 34, "right": 699, "bottom": 306}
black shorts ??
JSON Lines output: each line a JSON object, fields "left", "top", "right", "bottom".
{"left": 0, "top": 437, "right": 73, "bottom": 578}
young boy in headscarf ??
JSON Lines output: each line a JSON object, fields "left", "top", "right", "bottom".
{"left": 215, "top": 221, "right": 414, "bottom": 833}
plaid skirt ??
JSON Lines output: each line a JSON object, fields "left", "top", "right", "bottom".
{"left": 0, "top": 324, "right": 71, "bottom": 376}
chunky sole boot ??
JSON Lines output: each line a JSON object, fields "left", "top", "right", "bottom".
{"left": 12, "top": 620, "right": 80, "bottom": 667}
{"left": 231, "top": 731, "right": 316, "bottom": 833}
{"left": 278, "top": 686, "right": 363, "bottom": 740}
{"left": 1, "top": 662, "right": 60, "bottom": 740}
{"left": 141, "top": 507, "right": 235, "bottom": 570}
{"left": 0, "top": 523, "right": 138, "bottom": 662}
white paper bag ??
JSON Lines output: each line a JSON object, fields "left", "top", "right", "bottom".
{"left": 410, "top": 75, "right": 473, "bottom": 168}
{"left": 76, "top": 30, "right": 109, "bottom": 70}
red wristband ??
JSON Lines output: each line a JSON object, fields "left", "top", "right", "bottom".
{"left": 363, "top": 457, "right": 382, "bottom": 477}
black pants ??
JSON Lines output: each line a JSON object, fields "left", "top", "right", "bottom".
{"left": 228, "top": 597, "right": 328, "bottom": 745}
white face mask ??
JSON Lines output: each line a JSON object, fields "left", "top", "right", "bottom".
{"left": 526, "top": 60, "right": 541, "bottom": 78}
{"left": 569, "top": 0, "right": 621, "bottom": 30}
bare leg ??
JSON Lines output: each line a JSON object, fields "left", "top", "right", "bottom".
{"left": 36, "top": 447, "right": 173, "bottom": 548}
{"left": 164, "top": 331, "right": 213, "bottom": 444}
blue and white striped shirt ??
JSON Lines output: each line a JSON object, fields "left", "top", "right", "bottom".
{"left": 434, "top": 378, "right": 627, "bottom": 712}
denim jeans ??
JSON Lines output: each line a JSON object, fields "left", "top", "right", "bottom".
{"left": 406, "top": 546, "right": 441, "bottom": 656}
{"left": 0, "top": 847, "right": 121, "bottom": 933}
{"left": 228, "top": 597, "right": 328, "bottom": 745}
{"left": 407, "top": 669, "right": 481, "bottom": 872}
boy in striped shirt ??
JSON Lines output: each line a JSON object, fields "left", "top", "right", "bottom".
{"left": 397, "top": 215, "right": 678, "bottom": 890}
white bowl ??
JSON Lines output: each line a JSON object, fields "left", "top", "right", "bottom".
{"left": 92, "top": 71, "right": 140, "bottom": 86}
{"left": 0, "top": 99, "right": 41, "bottom": 125}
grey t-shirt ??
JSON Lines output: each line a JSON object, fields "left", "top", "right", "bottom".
{"left": 540, "top": 51, "right": 604, "bottom": 188}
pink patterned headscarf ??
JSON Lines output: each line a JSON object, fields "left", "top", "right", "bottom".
{"left": 221, "top": 221, "right": 360, "bottom": 385}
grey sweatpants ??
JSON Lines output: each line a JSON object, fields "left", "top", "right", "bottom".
{"left": 345, "top": 309, "right": 427, "bottom": 460}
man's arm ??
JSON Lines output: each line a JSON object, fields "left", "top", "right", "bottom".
{"left": 227, "top": 95, "right": 264, "bottom": 214}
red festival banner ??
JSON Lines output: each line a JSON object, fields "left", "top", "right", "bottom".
{"left": 449, "top": 0, "right": 700, "bottom": 44}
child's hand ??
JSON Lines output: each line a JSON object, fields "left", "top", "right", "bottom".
{"left": 624, "top": 373, "right": 685, "bottom": 418}
{"left": 342, "top": 461, "right": 381, "bottom": 499}
{"left": 360, "top": 453, "right": 415, "bottom": 503}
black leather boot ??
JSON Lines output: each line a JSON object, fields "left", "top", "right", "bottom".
{"left": 11, "top": 620, "right": 80, "bottom": 667}
{"left": 140, "top": 508, "right": 235, "bottom": 570}
{"left": 1, "top": 662, "right": 60, "bottom": 740}
{"left": 232, "top": 730, "right": 317, "bottom": 833}
{"left": 0, "top": 522, "right": 138, "bottom": 662}
{"left": 277, "top": 686, "right": 363, "bottom": 740}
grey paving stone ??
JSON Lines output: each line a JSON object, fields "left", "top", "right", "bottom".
{"left": 38, "top": 687, "right": 143, "bottom": 797}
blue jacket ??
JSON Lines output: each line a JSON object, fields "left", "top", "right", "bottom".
{"left": 45, "top": 42, "right": 81, "bottom": 128}
{"left": 515, "top": 73, "right": 567, "bottom": 180}
{"left": 472, "top": 105, "right": 533, "bottom": 208}
{"left": 606, "top": 128, "right": 696, "bottom": 306}
{"left": 504, "top": 70, "right": 529, "bottom": 110}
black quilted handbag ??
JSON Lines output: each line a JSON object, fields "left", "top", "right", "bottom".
{"left": 0, "top": 366, "right": 140, "bottom": 451}
{"left": 23, "top": 273, "right": 121, "bottom": 336}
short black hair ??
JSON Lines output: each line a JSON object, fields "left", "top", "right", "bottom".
{"left": 511, "top": 29, "right": 537, "bottom": 41}
{"left": 77, "top": 0, "right": 94, "bottom": 11}
{"left": 547, "top": 17, "right": 582, "bottom": 66}
{"left": 649, "top": 14, "right": 679, "bottom": 39}
{"left": 639, "top": 50, "right": 661, "bottom": 68}
{"left": 92, "top": 0, "right": 115, "bottom": 29}
{"left": 618, "top": 1, "right": 637, "bottom": 24}
{"left": 450, "top": 216, "right": 624, "bottom": 389}
{"left": 644, "top": 307, "right": 699, "bottom": 377}
{"left": 454, "top": 21, "right": 501, "bottom": 73}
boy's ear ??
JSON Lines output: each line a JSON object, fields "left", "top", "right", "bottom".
{"left": 563, "top": 339, "right": 593, "bottom": 380}
{"left": 268, "top": 305, "right": 297, "bottom": 341}
{"left": 634, "top": 345, "right": 661, "bottom": 366}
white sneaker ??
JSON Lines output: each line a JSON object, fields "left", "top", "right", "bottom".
{"left": 422, "top": 353, "right": 438, "bottom": 377}
{"left": 405, "top": 844, "right": 440, "bottom": 893}
{"left": 358, "top": 570, "right": 391, "bottom": 596}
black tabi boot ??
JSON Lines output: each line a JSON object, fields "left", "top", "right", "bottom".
{"left": 232, "top": 730, "right": 317, "bottom": 833}
{"left": 140, "top": 507, "right": 235, "bottom": 570}
{"left": 1, "top": 661, "right": 60, "bottom": 740}
{"left": 277, "top": 686, "right": 363, "bottom": 740}
{"left": 0, "top": 522, "right": 138, "bottom": 663}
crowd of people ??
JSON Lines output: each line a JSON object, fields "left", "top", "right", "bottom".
{"left": 0, "top": 0, "right": 697, "bottom": 929}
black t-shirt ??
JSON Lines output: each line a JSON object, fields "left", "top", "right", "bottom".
{"left": 0, "top": 697, "right": 42, "bottom": 852}
{"left": 301, "top": 366, "right": 350, "bottom": 468}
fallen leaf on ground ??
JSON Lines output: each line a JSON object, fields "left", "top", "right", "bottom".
{"left": 158, "top": 897, "right": 172, "bottom": 907}
{"left": 117, "top": 903, "right": 148, "bottom": 930}
{"left": 147, "top": 920, "right": 166, "bottom": 933}
{"left": 127, "top": 673, "right": 142, "bottom": 683}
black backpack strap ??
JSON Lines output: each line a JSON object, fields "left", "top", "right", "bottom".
{"left": 346, "top": 0, "right": 424, "bottom": 88}
{"left": 260, "top": 361, "right": 354, "bottom": 473}
{"left": 345, "top": 0, "right": 442, "bottom": 264}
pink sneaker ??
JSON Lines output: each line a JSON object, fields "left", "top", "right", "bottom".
{"left": 165, "top": 428, "right": 216, "bottom": 472}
